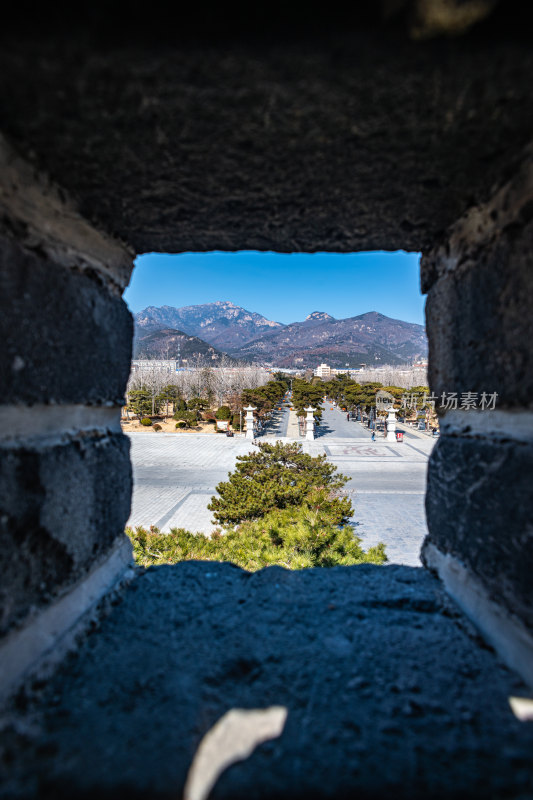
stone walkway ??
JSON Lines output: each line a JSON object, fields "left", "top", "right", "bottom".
{"left": 127, "top": 434, "right": 255, "bottom": 533}
{"left": 127, "top": 405, "right": 434, "bottom": 565}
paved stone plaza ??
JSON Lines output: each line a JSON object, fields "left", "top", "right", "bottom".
{"left": 127, "top": 405, "right": 434, "bottom": 565}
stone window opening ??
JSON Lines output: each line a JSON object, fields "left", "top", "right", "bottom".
{"left": 1, "top": 5, "right": 533, "bottom": 793}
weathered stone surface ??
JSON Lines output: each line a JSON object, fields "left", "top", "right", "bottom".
{"left": 2, "top": 562, "right": 532, "bottom": 798}
{"left": 424, "top": 210, "right": 533, "bottom": 408}
{"left": 0, "top": 134, "right": 133, "bottom": 292}
{"left": 0, "top": 6, "right": 531, "bottom": 254}
{"left": 0, "top": 433, "right": 131, "bottom": 635}
{"left": 0, "top": 234, "right": 133, "bottom": 406}
{"left": 423, "top": 434, "right": 533, "bottom": 631}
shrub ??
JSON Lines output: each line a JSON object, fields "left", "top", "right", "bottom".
{"left": 208, "top": 441, "right": 350, "bottom": 526}
{"left": 126, "top": 490, "right": 386, "bottom": 571}
{"left": 232, "top": 414, "right": 241, "bottom": 430}
{"left": 140, "top": 417, "right": 152, "bottom": 426}
{"left": 173, "top": 399, "right": 188, "bottom": 418}
{"left": 215, "top": 405, "right": 231, "bottom": 420}
{"left": 173, "top": 410, "right": 198, "bottom": 427}
{"left": 153, "top": 423, "right": 162, "bottom": 431}
{"left": 175, "top": 421, "right": 187, "bottom": 429}
{"left": 204, "top": 418, "right": 216, "bottom": 425}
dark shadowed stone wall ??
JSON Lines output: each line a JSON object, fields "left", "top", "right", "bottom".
{"left": 422, "top": 154, "right": 533, "bottom": 406}
{"left": 0, "top": 142, "right": 135, "bottom": 637}
{"left": 0, "top": 4, "right": 532, "bottom": 255}
{"left": 424, "top": 435, "right": 533, "bottom": 629}
{"left": 0, "top": 431, "right": 131, "bottom": 636}
{"left": 0, "top": 0, "right": 531, "bottom": 676}
{"left": 421, "top": 152, "right": 533, "bottom": 633}
{"left": 0, "top": 236, "right": 132, "bottom": 406}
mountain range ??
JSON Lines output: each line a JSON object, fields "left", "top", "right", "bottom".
{"left": 135, "top": 302, "right": 283, "bottom": 350}
{"left": 133, "top": 327, "right": 235, "bottom": 365}
{"left": 133, "top": 302, "right": 427, "bottom": 368}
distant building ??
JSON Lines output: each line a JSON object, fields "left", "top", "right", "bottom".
{"left": 314, "top": 363, "right": 333, "bottom": 378}
{"left": 131, "top": 360, "right": 177, "bottom": 374}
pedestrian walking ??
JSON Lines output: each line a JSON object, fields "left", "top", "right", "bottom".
{"left": 371, "top": 430, "right": 375, "bottom": 442}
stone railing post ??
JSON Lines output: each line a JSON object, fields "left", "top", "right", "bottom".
{"left": 305, "top": 406, "right": 316, "bottom": 441}
{"left": 386, "top": 407, "right": 397, "bottom": 441}
{"left": 244, "top": 405, "right": 256, "bottom": 440}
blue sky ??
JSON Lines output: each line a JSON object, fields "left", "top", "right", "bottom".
{"left": 124, "top": 251, "right": 424, "bottom": 325}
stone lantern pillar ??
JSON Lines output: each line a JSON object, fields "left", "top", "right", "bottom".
{"left": 386, "top": 406, "right": 397, "bottom": 442}
{"left": 305, "top": 406, "right": 316, "bottom": 441}
{"left": 244, "top": 405, "right": 256, "bottom": 440}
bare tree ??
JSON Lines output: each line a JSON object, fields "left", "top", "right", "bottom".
{"left": 354, "top": 365, "right": 428, "bottom": 388}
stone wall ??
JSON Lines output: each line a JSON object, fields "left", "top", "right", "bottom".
{"left": 1, "top": 8, "right": 532, "bottom": 256}
{"left": 421, "top": 150, "right": 533, "bottom": 654}
{"left": 0, "top": 138, "right": 135, "bottom": 645}
{"left": 0, "top": 2, "right": 531, "bottom": 694}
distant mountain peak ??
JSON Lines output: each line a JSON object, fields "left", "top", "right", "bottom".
{"left": 230, "top": 308, "right": 427, "bottom": 367}
{"left": 305, "top": 311, "right": 334, "bottom": 321}
{"left": 133, "top": 302, "right": 427, "bottom": 368}
{"left": 133, "top": 327, "right": 235, "bottom": 363}
{"left": 134, "top": 301, "right": 284, "bottom": 350}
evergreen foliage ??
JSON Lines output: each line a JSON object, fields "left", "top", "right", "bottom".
{"left": 188, "top": 397, "right": 210, "bottom": 411}
{"left": 172, "top": 398, "right": 188, "bottom": 418}
{"left": 157, "top": 384, "right": 182, "bottom": 416}
{"left": 178, "top": 410, "right": 199, "bottom": 427}
{"left": 215, "top": 405, "right": 231, "bottom": 420}
{"left": 291, "top": 379, "right": 324, "bottom": 420}
{"left": 208, "top": 441, "right": 350, "bottom": 526}
{"left": 240, "top": 380, "right": 287, "bottom": 418}
{"left": 128, "top": 388, "right": 163, "bottom": 418}
{"left": 127, "top": 488, "right": 386, "bottom": 571}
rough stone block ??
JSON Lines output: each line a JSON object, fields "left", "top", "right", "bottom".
{"left": 1, "top": 16, "right": 533, "bottom": 255}
{"left": 0, "top": 234, "right": 133, "bottom": 406}
{"left": 423, "top": 434, "right": 533, "bottom": 631}
{"left": 424, "top": 197, "right": 533, "bottom": 409}
{"left": 3, "top": 562, "right": 533, "bottom": 798}
{"left": 0, "top": 432, "right": 131, "bottom": 636}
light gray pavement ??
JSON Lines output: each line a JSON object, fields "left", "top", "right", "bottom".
{"left": 310, "top": 405, "right": 433, "bottom": 566}
{"left": 127, "top": 434, "right": 256, "bottom": 534}
{"left": 286, "top": 407, "right": 300, "bottom": 438}
{"left": 262, "top": 402, "right": 290, "bottom": 437}
{"left": 395, "top": 420, "right": 439, "bottom": 441}
{"left": 317, "top": 403, "right": 373, "bottom": 439}
{"left": 127, "top": 404, "right": 435, "bottom": 565}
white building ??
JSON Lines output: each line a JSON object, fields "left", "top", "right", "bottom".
{"left": 314, "top": 363, "right": 333, "bottom": 378}
{"left": 131, "top": 360, "right": 177, "bottom": 374}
